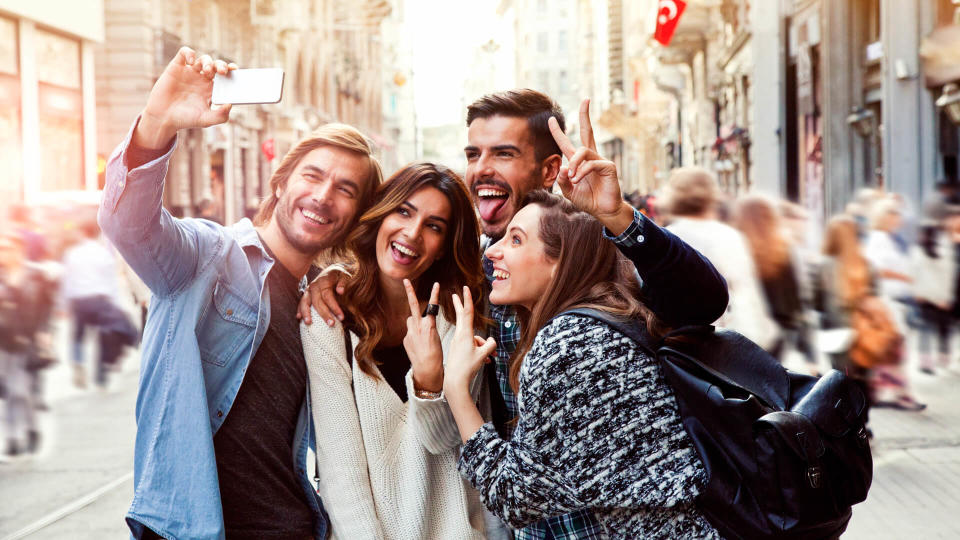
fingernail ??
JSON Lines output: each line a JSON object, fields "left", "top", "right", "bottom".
{"left": 327, "top": 319, "right": 334, "bottom": 326}
{"left": 337, "top": 314, "right": 344, "bottom": 321}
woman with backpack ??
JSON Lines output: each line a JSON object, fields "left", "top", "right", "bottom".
{"left": 441, "top": 183, "right": 725, "bottom": 537}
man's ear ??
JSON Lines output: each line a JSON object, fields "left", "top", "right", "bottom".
{"left": 540, "top": 154, "right": 563, "bottom": 190}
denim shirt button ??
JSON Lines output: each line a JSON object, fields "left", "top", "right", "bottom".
{"left": 226, "top": 309, "right": 233, "bottom": 316}
{"left": 217, "top": 410, "right": 223, "bottom": 418}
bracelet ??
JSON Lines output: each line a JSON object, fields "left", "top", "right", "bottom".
{"left": 413, "top": 388, "right": 443, "bottom": 400}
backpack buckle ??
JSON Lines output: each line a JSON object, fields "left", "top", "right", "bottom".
{"left": 806, "top": 465, "right": 823, "bottom": 488}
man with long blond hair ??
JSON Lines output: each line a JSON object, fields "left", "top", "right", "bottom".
{"left": 98, "top": 47, "right": 382, "bottom": 539}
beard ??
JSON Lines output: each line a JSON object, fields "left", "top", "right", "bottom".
{"left": 273, "top": 193, "right": 348, "bottom": 256}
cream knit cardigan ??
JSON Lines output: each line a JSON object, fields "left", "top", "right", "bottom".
{"left": 302, "top": 307, "right": 487, "bottom": 540}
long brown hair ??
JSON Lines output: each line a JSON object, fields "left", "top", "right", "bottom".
{"left": 340, "top": 162, "right": 485, "bottom": 377}
{"left": 508, "top": 190, "right": 663, "bottom": 393}
{"left": 732, "top": 195, "right": 791, "bottom": 280}
{"left": 823, "top": 216, "right": 871, "bottom": 307}
{"left": 252, "top": 123, "right": 383, "bottom": 226}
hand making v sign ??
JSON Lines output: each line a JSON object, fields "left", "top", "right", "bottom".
{"left": 548, "top": 99, "right": 636, "bottom": 236}
{"left": 401, "top": 279, "right": 445, "bottom": 394}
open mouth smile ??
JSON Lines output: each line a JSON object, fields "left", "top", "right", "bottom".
{"left": 301, "top": 208, "right": 331, "bottom": 225}
{"left": 390, "top": 240, "right": 421, "bottom": 265}
{"left": 475, "top": 185, "right": 511, "bottom": 222}
{"left": 492, "top": 268, "right": 510, "bottom": 280}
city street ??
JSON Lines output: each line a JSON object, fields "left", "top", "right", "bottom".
{"left": 0, "top": 318, "right": 138, "bottom": 540}
{"left": 0, "top": 323, "right": 957, "bottom": 539}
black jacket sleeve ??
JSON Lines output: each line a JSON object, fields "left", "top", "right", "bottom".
{"left": 605, "top": 210, "right": 729, "bottom": 327}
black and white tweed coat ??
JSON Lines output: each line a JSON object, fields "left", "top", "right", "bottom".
{"left": 458, "top": 314, "right": 723, "bottom": 539}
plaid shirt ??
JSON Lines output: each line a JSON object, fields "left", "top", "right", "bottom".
{"left": 480, "top": 213, "right": 649, "bottom": 539}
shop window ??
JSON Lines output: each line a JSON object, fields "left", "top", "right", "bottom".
{"left": 36, "top": 28, "right": 83, "bottom": 192}
{"left": 0, "top": 16, "right": 21, "bottom": 201}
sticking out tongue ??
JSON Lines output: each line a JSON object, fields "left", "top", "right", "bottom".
{"left": 477, "top": 197, "right": 508, "bottom": 222}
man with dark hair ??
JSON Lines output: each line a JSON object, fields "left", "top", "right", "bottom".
{"left": 464, "top": 90, "right": 608, "bottom": 537}
{"left": 99, "top": 47, "right": 382, "bottom": 539}
{"left": 464, "top": 89, "right": 566, "bottom": 240}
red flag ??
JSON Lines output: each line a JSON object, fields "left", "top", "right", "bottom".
{"left": 261, "top": 138, "right": 276, "bottom": 161}
{"left": 654, "top": 0, "right": 687, "bottom": 46}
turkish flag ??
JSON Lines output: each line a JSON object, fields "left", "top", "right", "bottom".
{"left": 654, "top": 0, "right": 687, "bottom": 46}
{"left": 261, "top": 138, "right": 276, "bottom": 161}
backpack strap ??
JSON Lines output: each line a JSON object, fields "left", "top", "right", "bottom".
{"left": 558, "top": 309, "right": 786, "bottom": 411}
{"left": 555, "top": 308, "right": 656, "bottom": 356}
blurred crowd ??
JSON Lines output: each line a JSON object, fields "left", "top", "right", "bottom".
{"left": 630, "top": 169, "right": 960, "bottom": 433}
{"left": 0, "top": 204, "right": 144, "bottom": 458}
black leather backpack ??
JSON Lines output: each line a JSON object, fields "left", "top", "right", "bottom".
{"left": 563, "top": 308, "right": 873, "bottom": 540}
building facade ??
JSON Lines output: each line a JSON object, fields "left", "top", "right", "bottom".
{"left": 97, "top": 0, "right": 392, "bottom": 225}
{"left": 0, "top": 0, "right": 103, "bottom": 208}
{"left": 785, "top": 0, "right": 960, "bottom": 222}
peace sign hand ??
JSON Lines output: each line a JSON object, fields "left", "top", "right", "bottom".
{"left": 402, "top": 280, "right": 444, "bottom": 393}
{"left": 444, "top": 286, "right": 497, "bottom": 396}
{"left": 549, "top": 99, "right": 635, "bottom": 235}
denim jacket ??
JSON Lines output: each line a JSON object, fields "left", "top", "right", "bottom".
{"left": 98, "top": 121, "right": 327, "bottom": 540}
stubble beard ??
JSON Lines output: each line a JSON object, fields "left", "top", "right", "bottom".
{"left": 275, "top": 195, "right": 346, "bottom": 257}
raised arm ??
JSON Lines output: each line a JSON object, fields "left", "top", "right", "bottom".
{"left": 548, "top": 99, "right": 728, "bottom": 326}
{"left": 97, "top": 47, "right": 235, "bottom": 296}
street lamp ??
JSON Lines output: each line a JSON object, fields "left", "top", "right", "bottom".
{"left": 936, "top": 83, "right": 960, "bottom": 125}
{"left": 846, "top": 106, "right": 875, "bottom": 138}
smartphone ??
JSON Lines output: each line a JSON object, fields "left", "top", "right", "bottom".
{"left": 212, "top": 68, "right": 284, "bottom": 105}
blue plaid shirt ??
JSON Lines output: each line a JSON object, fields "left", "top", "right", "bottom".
{"left": 480, "top": 214, "right": 649, "bottom": 539}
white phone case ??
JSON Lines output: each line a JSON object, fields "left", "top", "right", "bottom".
{"left": 212, "top": 68, "right": 284, "bottom": 105}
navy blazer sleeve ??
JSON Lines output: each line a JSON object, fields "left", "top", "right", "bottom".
{"left": 603, "top": 209, "right": 728, "bottom": 326}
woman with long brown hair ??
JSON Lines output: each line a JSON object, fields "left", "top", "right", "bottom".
{"left": 816, "top": 216, "right": 874, "bottom": 378}
{"left": 302, "top": 162, "right": 491, "bottom": 538}
{"left": 441, "top": 188, "right": 725, "bottom": 539}
{"left": 732, "top": 195, "right": 813, "bottom": 366}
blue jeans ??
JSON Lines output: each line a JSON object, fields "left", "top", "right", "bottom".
{"left": 70, "top": 295, "right": 114, "bottom": 386}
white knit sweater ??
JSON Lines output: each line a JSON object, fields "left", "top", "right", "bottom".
{"left": 302, "top": 308, "right": 487, "bottom": 540}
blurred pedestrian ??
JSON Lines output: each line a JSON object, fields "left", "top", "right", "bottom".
{"left": 662, "top": 167, "right": 779, "bottom": 350}
{"left": 8, "top": 204, "right": 47, "bottom": 262}
{"left": 0, "top": 233, "right": 56, "bottom": 456}
{"left": 814, "top": 217, "right": 877, "bottom": 419}
{"left": 912, "top": 217, "right": 956, "bottom": 374}
{"left": 61, "top": 220, "right": 122, "bottom": 389}
{"left": 779, "top": 200, "right": 821, "bottom": 372}
{"left": 864, "top": 198, "right": 925, "bottom": 409}
{"left": 733, "top": 195, "right": 817, "bottom": 371}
